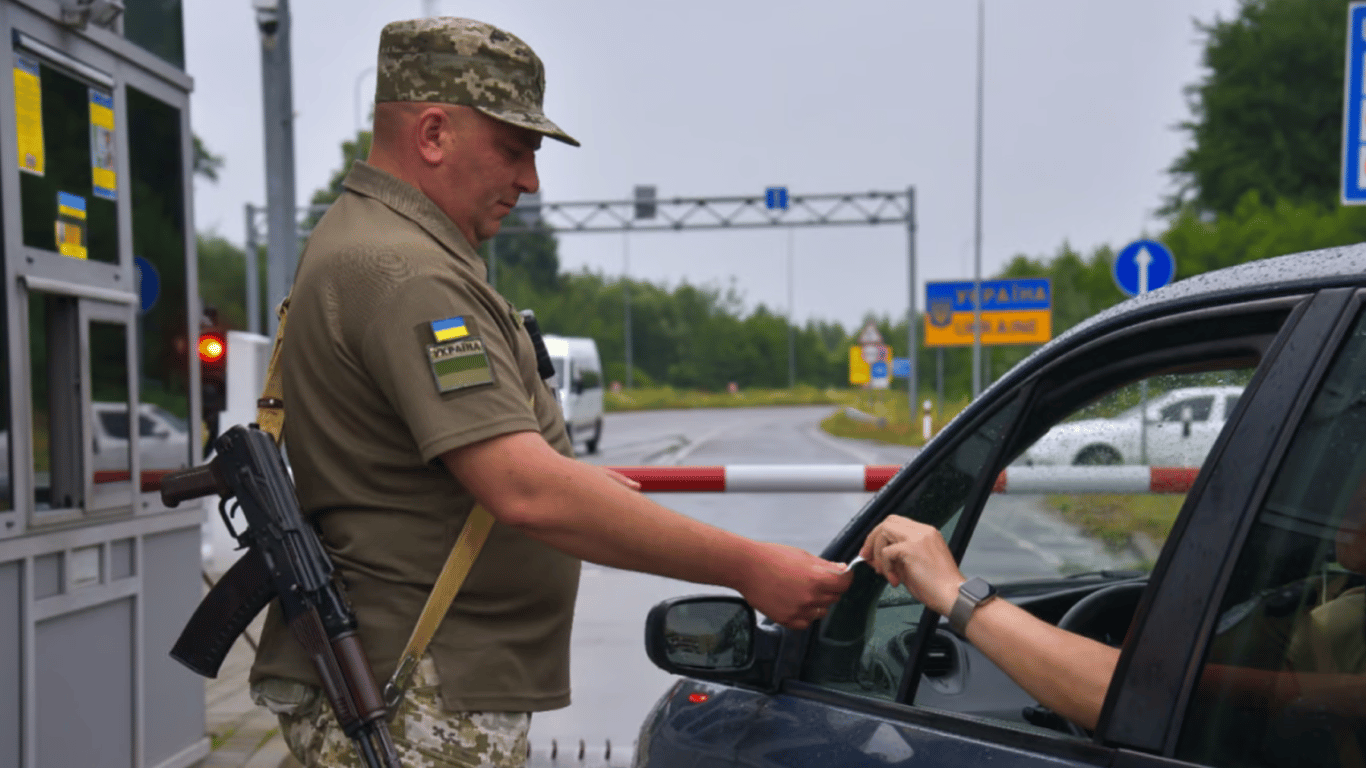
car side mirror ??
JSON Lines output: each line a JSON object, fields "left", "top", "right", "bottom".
{"left": 645, "top": 596, "right": 764, "bottom": 679}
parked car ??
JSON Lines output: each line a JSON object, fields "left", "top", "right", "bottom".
{"left": 90, "top": 401, "right": 191, "bottom": 473}
{"left": 544, "top": 334, "right": 605, "bottom": 453}
{"left": 637, "top": 247, "right": 1366, "bottom": 768}
{"left": 1017, "top": 385, "right": 1245, "bottom": 466}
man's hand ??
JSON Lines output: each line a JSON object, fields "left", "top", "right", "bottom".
{"left": 860, "top": 516, "right": 963, "bottom": 615}
{"left": 739, "top": 544, "right": 853, "bottom": 630}
{"left": 600, "top": 466, "right": 641, "bottom": 491}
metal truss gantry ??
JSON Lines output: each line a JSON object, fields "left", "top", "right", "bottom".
{"left": 247, "top": 188, "right": 919, "bottom": 414}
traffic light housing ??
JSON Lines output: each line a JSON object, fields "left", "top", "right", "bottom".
{"left": 199, "top": 329, "right": 227, "bottom": 449}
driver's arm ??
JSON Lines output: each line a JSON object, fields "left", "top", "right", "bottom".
{"left": 862, "top": 516, "right": 1120, "bottom": 730}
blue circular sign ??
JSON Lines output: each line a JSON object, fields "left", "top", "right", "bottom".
{"left": 1113, "top": 240, "right": 1175, "bottom": 297}
{"left": 134, "top": 255, "right": 160, "bottom": 315}
{"left": 870, "top": 360, "right": 888, "bottom": 379}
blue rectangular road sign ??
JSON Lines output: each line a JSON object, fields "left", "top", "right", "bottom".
{"left": 1343, "top": 3, "right": 1366, "bottom": 204}
{"left": 765, "top": 187, "right": 788, "bottom": 210}
{"left": 925, "top": 278, "right": 1051, "bottom": 312}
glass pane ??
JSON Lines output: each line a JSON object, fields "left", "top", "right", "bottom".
{"left": 801, "top": 398, "right": 1023, "bottom": 699}
{"left": 17, "top": 59, "right": 118, "bottom": 264}
{"left": 989, "top": 370, "right": 1252, "bottom": 582}
{"left": 127, "top": 87, "right": 189, "bottom": 464}
{"left": 89, "top": 321, "right": 130, "bottom": 493}
{"left": 1177, "top": 310, "right": 1366, "bottom": 768}
{"left": 123, "top": 0, "right": 185, "bottom": 69}
{"left": 0, "top": 283, "right": 8, "bottom": 513}
{"left": 30, "top": 293, "right": 81, "bottom": 509}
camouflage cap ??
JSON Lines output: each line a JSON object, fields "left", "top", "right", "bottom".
{"left": 375, "top": 17, "right": 579, "bottom": 147}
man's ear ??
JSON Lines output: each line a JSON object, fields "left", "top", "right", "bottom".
{"left": 415, "top": 107, "right": 448, "bottom": 166}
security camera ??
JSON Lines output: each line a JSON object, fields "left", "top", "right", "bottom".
{"left": 252, "top": 0, "right": 280, "bottom": 35}
{"left": 60, "top": 0, "right": 124, "bottom": 30}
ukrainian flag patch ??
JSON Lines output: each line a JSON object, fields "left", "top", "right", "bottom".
{"left": 428, "top": 338, "right": 494, "bottom": 393}
{"left": 430, "top": 316, "right": 469, "bottom": 341}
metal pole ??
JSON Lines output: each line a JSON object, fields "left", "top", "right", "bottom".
{"left": 257, "top": 0, "right": 299, "bottom": 338}
{"left": 244, "top": 204, "right": 261, "bottom": 335}
{"left": 787, "top": 227, "right": 796, "bottom": 388}
{"left": 936, "top": 347, "right": 944, "bottom": 423}
{"left": 623, "top": 231, "right": 633, "bottom": 389}
{"left": 353, "top": 68, "right": 374, "bottom": 134}
{"left": 971, "top": 0, "right": 985, "bottom": 398}
{"left": 906, "top": 186, "right": 918, "bottom": 422}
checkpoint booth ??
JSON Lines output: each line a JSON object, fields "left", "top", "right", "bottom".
{"left": 0, "top": 1, "right": 209, "bottom": 766}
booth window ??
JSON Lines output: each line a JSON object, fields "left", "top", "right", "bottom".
{"left": 128, "top": 87, "right": 189, "bottom": 453}
{"left": 16, "top": 58, "right": 117, "bottom": 264}
{"left": 123, "top": 0, "right": 185, "bottom": 69}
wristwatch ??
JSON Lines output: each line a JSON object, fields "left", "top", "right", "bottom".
{"left": 948, "top": 576, "right": 998, "bottom": 634}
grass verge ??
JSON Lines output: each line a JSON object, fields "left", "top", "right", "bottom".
{"left": 605, "top": 385, "right": 854, "bottom": 412}
{"left": 1047, "top": 493, "right": 1186, "bottom": 558}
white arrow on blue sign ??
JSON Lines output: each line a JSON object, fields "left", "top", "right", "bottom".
{"left": 892, "top": 357, "right": 911, "bottom": 378}
{"left": 870, "top": 360, "right": 888, "bottom": 379}
{"left": 1113, "top": 239, "right": 1175, "bottom": 297}
{"left": 765, "top": 187, "right": 788, "bottom": 210}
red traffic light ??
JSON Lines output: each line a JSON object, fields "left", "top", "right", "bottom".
{"left": 198, "top": 332, "right": 226, "bottom": 365}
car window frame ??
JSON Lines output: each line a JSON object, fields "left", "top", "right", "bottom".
{"left": 1101, "top": 287, "right": 1360, "bottom": 756}
{"left": 780, "top": 292, "right": 1310, "bottom": 758}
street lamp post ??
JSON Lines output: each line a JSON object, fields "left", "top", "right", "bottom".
{"left": 354, "top": 67, "right": 374, "bottom": 134}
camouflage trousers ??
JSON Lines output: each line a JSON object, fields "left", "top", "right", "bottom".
{"left": 251, "top": 654, "right": 530, "bottom": 768}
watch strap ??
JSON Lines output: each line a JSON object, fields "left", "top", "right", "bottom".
{"left": 948, "top": 577, "right": 996, "bottom": 634}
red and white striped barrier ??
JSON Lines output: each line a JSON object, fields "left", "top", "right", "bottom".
{"left": 609, "top": 465, "right": 1198, "bottom": 494}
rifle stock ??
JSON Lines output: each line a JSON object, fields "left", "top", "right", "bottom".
{"left": 163, "top": 425, "right": 400, "bottom": 767}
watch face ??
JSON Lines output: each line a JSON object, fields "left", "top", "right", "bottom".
{"left": 961, "top": 576, "right": 995, "bottom": 602}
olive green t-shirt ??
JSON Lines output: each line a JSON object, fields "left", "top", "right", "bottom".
{"left": 249, "top": 161, "right": 580, "bottom": 712}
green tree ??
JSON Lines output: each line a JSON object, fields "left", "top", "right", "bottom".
{"left": 193, "top": 134, "right": 224, "bottom": 182}
{"left": 1166, "top": 0, "right": 1349, "bottom": 216}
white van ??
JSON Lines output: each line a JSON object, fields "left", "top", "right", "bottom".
{"left": 543, "top": 335, "right": 604, "bottom": 454}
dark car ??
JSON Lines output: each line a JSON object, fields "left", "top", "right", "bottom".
{"left": 637, "top": 247, "right": 1366, "bottom": 768}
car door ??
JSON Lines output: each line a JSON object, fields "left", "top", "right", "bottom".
{"left": 718, "top": 292, "right": 1325, "bottom": 768}
{"left": 1110, "top": 288, "right": 1366, "bottom": 768}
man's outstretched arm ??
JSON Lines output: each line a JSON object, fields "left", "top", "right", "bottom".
{"left": 443, "top": 430, "right": 853, "bottom": 630}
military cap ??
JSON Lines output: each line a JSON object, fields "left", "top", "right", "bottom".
{"left": 375, "top": 17, "right": 579, "bottom": 147}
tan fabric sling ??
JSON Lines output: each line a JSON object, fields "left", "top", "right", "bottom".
{"left": 255, "top": 297, "right": 495, "bottom": 714}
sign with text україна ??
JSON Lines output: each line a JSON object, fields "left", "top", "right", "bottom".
{"left": 923, "top": 278, "right": 1051, "bottom": 347}
{"left": 1343, "top": 2, "right": 1366, "bottom": 204}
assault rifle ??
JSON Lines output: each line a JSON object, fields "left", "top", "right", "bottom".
{"left": 162, "top": 424, "right": 399, "bottom": 768}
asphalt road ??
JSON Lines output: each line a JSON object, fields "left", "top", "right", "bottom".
{"left": 527, "top": 405, "right": 918, "bottom": 760}
{"left": 199, "top": 404, "right": 1129, "bottom": 764}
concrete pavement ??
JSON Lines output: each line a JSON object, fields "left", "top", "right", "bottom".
{"left": 194, "top": 612, "right": 300, "bottom": 768}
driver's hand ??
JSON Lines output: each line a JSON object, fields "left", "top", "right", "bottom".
{"left": 860, "top": 516, "right": 964, "bottom": 615}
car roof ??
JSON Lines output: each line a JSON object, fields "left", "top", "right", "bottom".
{"left": 995, "top": 246, "right": 1366, "bottom": 386}
{"left": 1066, "top": 245, "right": 1366, "bottom": 344}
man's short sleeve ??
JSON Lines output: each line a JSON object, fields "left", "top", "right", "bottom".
{"left": 362, "top": 273, "right": 538, "bottom": 462}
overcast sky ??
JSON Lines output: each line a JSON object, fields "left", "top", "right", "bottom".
{"left": 185, "top": 0, "right": 1240, "bottom": 330}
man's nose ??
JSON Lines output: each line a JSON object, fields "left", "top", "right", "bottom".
{"left": 517, "top": 157, "right": 540, "bottom": 195}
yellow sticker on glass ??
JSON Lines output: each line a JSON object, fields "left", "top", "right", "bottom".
{"left": 14, "top": 56, "right": 44, "bottom": 176}
{"left": 90, "top": 90, "right": 116, "bottom": 200}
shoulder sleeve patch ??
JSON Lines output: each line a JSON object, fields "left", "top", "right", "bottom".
{"left": 430, "top": 315, "right": 471, "bottom": 341}
{"left": 428, "top": 337, "right": 495, "bottom": 393}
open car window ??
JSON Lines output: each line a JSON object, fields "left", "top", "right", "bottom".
{"left": 800, "top": 300, "right": 1290, "bottom": 739}
{"left": 1176, "top": 306, "right": 1366, "bottom": 768}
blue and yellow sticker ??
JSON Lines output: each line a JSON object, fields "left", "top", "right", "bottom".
{"left": 430, "top": 316, "right": 469, "bottom": 341}
{"left": 428, "top": 337, "right": 494, "bottom": 393}
{"left": 55, "top": 191, "right": 87, "bottom": 259}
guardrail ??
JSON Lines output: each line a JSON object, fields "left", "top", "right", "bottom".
{"left": 609, "top": 465, "right": 1199, "bottom": 494}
